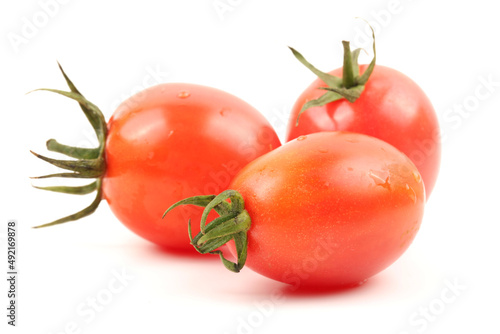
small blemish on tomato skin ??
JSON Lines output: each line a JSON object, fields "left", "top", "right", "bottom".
{"left": 219, "top": 108, "right": 230, "bottom": 116}
{"left": 177, "top": 91, "right": 190, "bottom": 99}
{"left": 345, "top": 138, "right": 359, "bottom": 143}
{"left": 297, "top": 135, "right": 307, "bottom": 141}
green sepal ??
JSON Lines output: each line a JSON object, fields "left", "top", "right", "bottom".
{"left": 30, "top": 88, "right": 106, "bottom": 150}
{"left": 288, "top": 47, "right": 343, "bottom": 88}
{"left": 199, "top": 190, "right": 241, "bottom": 233}
{"left": 55, "top": 62, "right": 107, "bottom": 149}
{"left": 357, "top": 22, "right": 376, "bottom": 85}
{"left": 232, "top": 231, "right": 248, "bottom": 272}
{"left": 47, "top": 139, "right": 100, "bottom": 160}
{"left": 290, "top": 21, "right": 377, "bottom": 125}
{"left": 163, "top": 190, "right": 251, "bottom": 273}
{"left": 210, "top": 249, "right": 241, "bottom": 272}
{"left": 32, "top": 181, "right": 97, "bottom": 195}
{"left": 197, "top": 235, "right": 233, "bottom": 255}
{"left": 30, "top": 172, "right": 100, "bottom": 179}
{"left": 162, "top": 194, "right": 231, "bottom": 218}
{"left": 32, "top": 180, "right": 103, "bottom": 228}
{"left": 351, "top": 48, "right": 363, "bottom": 77}
{"left": 30, "top": 150, "right": 104, "bottom": 177}
{"left": 30, "top": 64, "right": 108, "bottom": 229}
{"left": 197, "top": 210, "right": 251, "bottom": 245}
{"left": 296, "top": 91, "right": 343, "bottom": 126}
{"left": 195, "top": 212, "right": 239, "bottom": 244}
{"left": 319, "top": 85, "right": 366, "bottom": 103}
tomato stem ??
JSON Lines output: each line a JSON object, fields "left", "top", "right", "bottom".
{"left": 30, "top": 64, "right": 107, "bottom": 228}
{"left": 163, "top": 190, "right": 251, "bottom": 273}
{"left": 290, "top": 21, "right": 377, "bottom": 125}
{"left": 342, "top": 41, "right": 356, "bottom": 88}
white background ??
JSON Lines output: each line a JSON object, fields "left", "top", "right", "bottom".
{"left": 1, "top": 0, "right": 500, "bottom": 333}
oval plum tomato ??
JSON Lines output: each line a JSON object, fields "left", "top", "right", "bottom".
{"left": 166, "top": 132, "right": 425, "bottom": 289}
{"left": 103, "top": 84, "right": 280, "bottom": 250}
{"left": 286, "top": 29, "right": 440, "bottom": 198}
{"left": 31, "top": 65, "right": 281, "bottom": 251}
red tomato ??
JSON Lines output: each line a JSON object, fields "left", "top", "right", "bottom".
{"left": 287, "top": 62, "right": 440, "bottom": 198}
{"left": 31, "top": 66, "right": 280, "bottom": 252}
{"left": 169, "top": 132, "right": 425, "bottom": 289}
{"left": 104, "top": 83, "right": 280, "bottom": 250}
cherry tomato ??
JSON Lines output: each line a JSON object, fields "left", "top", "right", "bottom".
{"left": 104, "top": 83, "right": 280, "bottom": 250}
{"left": 286, "top": 34, "right": 440, "bottom": 198}
{"left": 169, "top": 132, "right": 425, "bottom": 289}
{"left": 31, "top": 66, "right": 280, "bottom": 252}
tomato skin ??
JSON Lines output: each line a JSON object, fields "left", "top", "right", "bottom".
{"left": 103, "top": 83, "right": 280, "bottom": 251}
{"left": 286, "top": 65, "right": 440, "bottom": 198}
{"left": 228, "top": 132, "right": 425, "bottom": 288}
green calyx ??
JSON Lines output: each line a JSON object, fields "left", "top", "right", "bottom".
{"left": 30, "top": 63, "right": 107, "bottom": 228}
{"left": 289, "top": 22, "right": 377, "bottom": 126}
{"left": 163, "top": 190, "right": 251, "bottom": 273}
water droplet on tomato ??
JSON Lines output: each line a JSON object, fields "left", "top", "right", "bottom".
{"left": 368, "top": 170, "right": 391, "bottom": 190}
{"left": 177, "top": 91, "right": 190, "bottom": 99}
{"left": 406, "top": 184, "right": 417, "bottom": 203}
{"left": 297, "top": 135, "right": 307, "bottom": 141}
{"left": 413, "top": 170, "right": 422, "bottom": 183}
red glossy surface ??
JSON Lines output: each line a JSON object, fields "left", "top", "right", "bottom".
{"left": 286, "top": 65, "right": 440, "bottom": 198}
{"left": 103, "top": 83, "right": 281, "bottom": 250}
{"left": 229, "top": 132, "right": 425, "bottom": 288}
